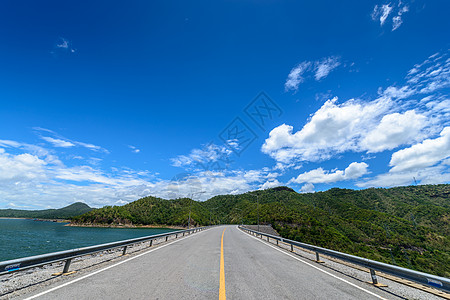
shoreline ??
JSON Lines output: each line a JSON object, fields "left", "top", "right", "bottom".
{"left": 66, "top": 222, "right": 186, "bottom": 230}
{"left": 0, "top": 218, "right": 187, "bottom": 230}
{"left": 0, "top": 217, "right": 70, "bottom": 223}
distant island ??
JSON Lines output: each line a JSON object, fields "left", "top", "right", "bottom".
{"left": 72, "top": 184, "right": 450, "bottom": 277}
{"left": 0, "top": 202, "right": 93, "bottom": 220}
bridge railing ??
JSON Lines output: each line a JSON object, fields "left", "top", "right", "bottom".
{"left": 239, "top": 225, "right": 450, "bottom": 293}
{"left": 0, "top": 226, "right": 212, "bottom": 276}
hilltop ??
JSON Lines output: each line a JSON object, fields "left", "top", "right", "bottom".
{"left": 71, "top": 184, "right": 450, "bottom": 277}
{"left": 0, "top": 202, "right": 93, "bottom": 219}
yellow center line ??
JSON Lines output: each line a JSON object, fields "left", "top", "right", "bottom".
{"left": 219, "top": 228, "right": 226, "bottom": 300}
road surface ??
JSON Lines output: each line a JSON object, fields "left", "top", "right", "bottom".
{"left": 22, "top": 226, "right": 400, "bottom": 299}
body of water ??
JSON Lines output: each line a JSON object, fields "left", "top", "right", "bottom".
{"left": 0, "top": 219, "right": 176, "bottom": 261}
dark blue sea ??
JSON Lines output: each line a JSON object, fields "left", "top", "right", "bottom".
{"left": 0, "top": 218, "right": 175, "bottom": 261}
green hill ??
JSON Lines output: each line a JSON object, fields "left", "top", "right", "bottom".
{"left": 72, "top": 197, "right": 210, "bottom": 227}
{"left": 72, "top": 184, "right": 450, "bottom": 277}
{"left": 0, "top": 202, "right": 93, "bottom": 219}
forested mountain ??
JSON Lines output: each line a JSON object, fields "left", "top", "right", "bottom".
{"left": 72, "top": 197, "right": 210, "bottom": 226}
{"left": 72, "top": 184, "right": 450, "bottom": 277}
{"left": 0, "top": 202, "right": 92, "bottom": 219}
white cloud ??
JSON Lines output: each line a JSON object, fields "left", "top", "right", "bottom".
{"left": 0, "top": 139, "right": 21, "bottom": 148}
{"left": 381, "top": 85, "right": 415, "bottom": 99}
{"left": 389, "top": 127, "right": 450, "bottom": 172}
{"left": 41, "top": 136, "right": 75, "bottom": 148}
{"left": 56, "top": 38, "right": 69, "bottom": 49}
{"left": 406, "top": 52, "right": 450, "bottom": 94}
{"left": 0, "top": 139, "right": 62, "bottom": 165}
{"left": 371, "top": 2, "right": 409, "bottom": 31}
{"left": 285, "top": 62, "right": 311, "bottom": 92}
{"left": 0, "top": 152, "right": 47, "bottom": 181}
{"left": 372, "top": 4, "right": 393, "bottom": 26}
{"left": 259, "top": 179, "right": 281, "bottom": 190}
{"left": 392, "top": 5, "right": 409, "bottom": 31}
{"left": 74, "top": 142, "right": 105, "bottom": 152}
{"left": 345, "top": 162, "right": 370, "bottom": 178}
{"left": 34, "top": 127, "right": 108, "bottom": 153}
{"left": 289, "top": 162, "right": 368, "bottom": 184}
{"left": 285, "top": 56, "right": 341, "bottom": 92}
{"left": 128, "top": 145, "right": 140, "bottom": 153}
{"left": 54, "top": 165, "right": 119, "bottom": 185}
{"left": 357, "top": 165, "right": 450, "bottom": 188}
{"left": 420, "top": 95, "right": 450, "bottom": 127}
{"left": 357, "top": 126, "right": 450, "bottom": 188}
{"left": 162, "top": 169, "right": 278, "bottom": 201}
{"left": 262, "top": 96, "right": 393, "bottom": 163}
{"left": 361, "top": 110, "right": 427, "bottom": 152}
{"left": 314, "top": 56, "right": 341, "bottom": 80}
{"left": 392, "top": 16, "right": 402, "bottom": 31}
{"left": 171, "top": 143, "right": 233, "bottom": 170}
{"left": 300, "top": 183, "right": 315, "bottom": 193}
{"left": 54, "top": 37, "right": 76, "bottom": 54}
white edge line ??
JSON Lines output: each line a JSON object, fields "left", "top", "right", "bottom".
{"left": 24, "top": 228, "right": 211, "bottom": 300}
{"left": 239, "top": 227, "right": 388, "bottom": 300}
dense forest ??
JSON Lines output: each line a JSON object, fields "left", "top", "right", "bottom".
{"left": 0, "top": 202, "right": 92, "bottom": 219}
{"left": 72, "top": 184, "right": 450, "bottom": 277}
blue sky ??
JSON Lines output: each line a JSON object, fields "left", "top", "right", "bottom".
{"left": 0, "top": 0, "right": 449, "bottom": 209}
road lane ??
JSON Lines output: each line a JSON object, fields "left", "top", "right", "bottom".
{"left": 21, "top": 225, "right": 399, "bottom": 300}
{"left": 24, "top": 228, "right": 222, "bottom": 300}
{"left": 224, "top": 226, "right": 394, "bottom": 300}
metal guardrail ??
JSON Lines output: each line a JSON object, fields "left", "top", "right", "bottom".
{"left": 239, "top": 226, "right": 450, "bottom": 292}
{"left": 0, "top": 226, "right": 212, "bottom": 276}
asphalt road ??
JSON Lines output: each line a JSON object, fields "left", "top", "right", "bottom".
{"left": 22, "top": 226, "right": 400, "bottom": 300}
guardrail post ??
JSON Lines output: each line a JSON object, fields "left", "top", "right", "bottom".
{"left": 315, "top": 252, "right": 324, "bottom": 263}
{"left": 176, "top": 233, "right": 178, "bottom": 238}
{"left": 276, "top": 239, "right": 279, "bottom": 245}
{"left": 370, "top": 269, "right": 378, "bottom": 284}
{"left": 149, "top": 239, "right": 153, "bottom": 247}
{"left": 165, "top": 236, "right": 168, "bottom": 242}
{"left": 63, "top": 258, "right": 72, "bottom": 274}
{"left": 267, "top": 236, "right": 269, "bottom": 242}
{"left": 122, "top": 246, "right": 127, "bottom": 256}
{"left": 52, "top": 258, "right": 75, "bottom": 276}
{"left": 290, "top": 244, "right": 294, "bottom": 252}
{"left": 369, "top": 269, "right": 387, "bottom": 287}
